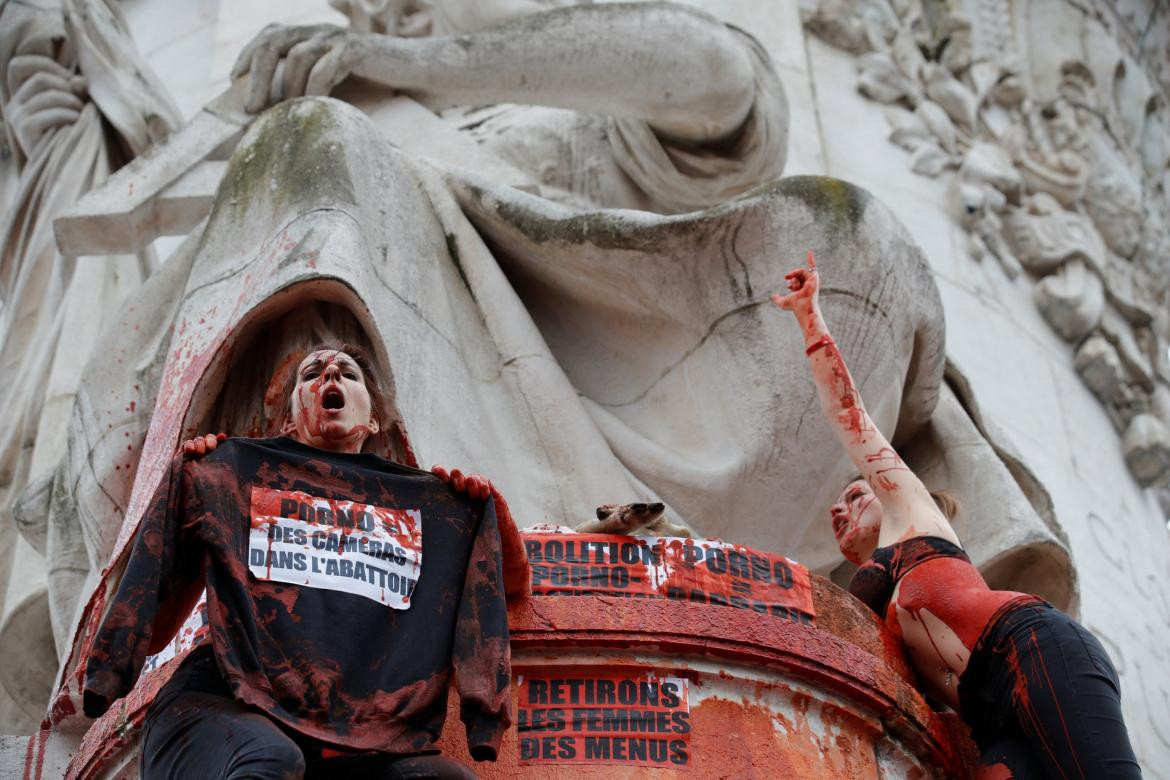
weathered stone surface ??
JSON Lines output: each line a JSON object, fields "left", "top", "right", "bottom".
{"left": 1124, "top": 413, "right": 1170, "bottom": 486}
{"left": 805, "top": 0, "right": 1170, "bottom": 492}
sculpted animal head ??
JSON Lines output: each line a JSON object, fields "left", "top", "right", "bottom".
{"left": 595, "top": 502, "right": 666, "bottom": 533}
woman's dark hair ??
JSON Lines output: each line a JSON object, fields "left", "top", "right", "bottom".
{"left": 275, "top": 341, "right": 388, "bottom": 436}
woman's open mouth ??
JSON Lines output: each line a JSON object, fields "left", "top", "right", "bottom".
{"left": 831, "top": 512, "right": 847, "bottom": 537}
{"left": 322, "top": 388, "right": 346, "bottom": 411}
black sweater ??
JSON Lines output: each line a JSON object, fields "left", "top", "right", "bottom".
{"left": 84, "top": 436, "right": 511, "bottom": 759}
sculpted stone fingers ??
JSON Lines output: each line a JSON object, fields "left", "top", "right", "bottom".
{"left": 232, "top": 24, "right": 358, "bottom": 113}
{"left": 5, "top": 56, "right": 86, "bottom": 154}
{"left": 304, "top": 41, "right": 358, "bottom": 98}
{"left": 6, "top": 54, "right": 77, "bottom": 95}
{"left": 284, "top": 33, "right": 341, "bottom": 102}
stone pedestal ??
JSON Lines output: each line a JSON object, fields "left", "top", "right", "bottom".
{"left": 438, "top": 579, "right": 973, "bottom": 778}
{"left": 35, "top": 567, "right": 972, "bottom": 779}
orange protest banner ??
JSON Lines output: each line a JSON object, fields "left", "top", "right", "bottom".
{"left": 522, "top": 533, "right": 815, "bottom": 625}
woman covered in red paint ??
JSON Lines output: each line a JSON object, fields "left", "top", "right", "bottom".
{"left": 84, "top": 344, "right": 525, "bottom": 780}
{"left": 772, "top": 254, "right": 1142, "bottom": 778}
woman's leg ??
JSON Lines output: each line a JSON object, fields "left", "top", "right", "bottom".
{"left": 1007, "top": 606, "right": 1142, "bottom": 778}
{"left": 141, "top": 688, "right": 307, "bottom": 780}
{"left": 304, "top": 751, "right": 477, "bottom": 780}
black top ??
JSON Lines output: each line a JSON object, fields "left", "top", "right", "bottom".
{"left": 847, "top": 536, "right": 970, "bottom": 615}
{"left": 83, "top": 436, "right": 511, "bottom": 759}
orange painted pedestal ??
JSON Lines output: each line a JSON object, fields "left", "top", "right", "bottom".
{"left": 437, "top": 576, "right": 974, "bottom": 778}
{"left": 56, "top": 566, "right": 974, "bottom": 779}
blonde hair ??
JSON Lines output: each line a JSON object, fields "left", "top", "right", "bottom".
{"left": 930, "top": 490, "right": 960, "bottom": 521}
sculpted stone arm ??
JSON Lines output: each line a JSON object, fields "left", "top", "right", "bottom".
{"left": 232, "top": 2, "right": 756, "bottom": 142}
{"left": 771, "top": 253, "right": 960, "bottom": 550}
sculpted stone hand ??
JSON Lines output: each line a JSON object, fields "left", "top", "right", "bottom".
{"left": 231, "top": 24, "right": 360, "bottom": 113}
{"left": 230, "top": 3, "right": 757, "bottom": 143}
{"left": 5, "top": 54, "right": 86, "bottom": 155}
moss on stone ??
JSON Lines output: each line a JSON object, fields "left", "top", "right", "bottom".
{"left": 777, "top": 176, "right": 869, "bottom": 237}
{"left": 213, "top": 99, "right": 357, "bottom": 223}
{"left": 467, "top": 175, "right": 869, "bottom": 251}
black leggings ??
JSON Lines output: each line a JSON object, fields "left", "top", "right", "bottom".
{"left": 140, "top": 647, "right": 477, "bottom": 780}
{"left": 959, "top": 601, "right": 1142, "bottom": 778}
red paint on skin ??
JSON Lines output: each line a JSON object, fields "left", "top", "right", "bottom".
{"left": 832, "top": 484, "right": 880, "bottom": 563}
{"left": 892, "top": 558, "right": 1027, "bottom": 651}
{"left": 291, "top": 352, "right": 376, "bottom": 452}
{"left": 866, "top": 447, "right": 904, "bottom": 466}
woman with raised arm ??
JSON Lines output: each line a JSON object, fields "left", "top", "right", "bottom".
{"left": 772, "top": 254, "right": 1141, "bottom": 778}
{"left": 83, "top": 343, "right": 521, "bottom": 780}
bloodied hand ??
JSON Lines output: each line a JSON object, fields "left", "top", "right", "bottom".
{"left": 432, "top": 465, "right": 531, "bottom": 597}
{"left": 180, "top": 433, "right": 226, "bottom": 458}
{"left": 770, "top": 250, "right": 819, "bottom": 313}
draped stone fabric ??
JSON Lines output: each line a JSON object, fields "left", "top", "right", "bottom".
{"left": 0, "top": 0, "right": 179, "bottom": 502}
{"left": 444, "top": 24, "right": 788, "bottom": 214}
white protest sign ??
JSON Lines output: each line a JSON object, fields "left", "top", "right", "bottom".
{"left": 248, "top": 486, "right": 422, "bottom": 608}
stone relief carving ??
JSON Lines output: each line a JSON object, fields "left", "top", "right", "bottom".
{"left": 0, "top": 0, "right": 179, "bottom": 730}
{"left": 804, "top": 0, "right": 1170, "bottom": 502}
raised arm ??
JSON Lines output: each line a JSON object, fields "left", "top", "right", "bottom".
{"left": 231, "top": 2, "right": 755, "bottom": 142}
{"left": 771, "top": 253, "right": 959, "bottom": 548}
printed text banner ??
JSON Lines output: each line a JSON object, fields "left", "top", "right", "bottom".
{"left": 249, "top": 486, "right": 423, "bottom": 608}
{"left": 522, "top": 533, "right": 815, "bottom": 625}
{"left": 517, "top": 669, "right": 691, "bottom": 767}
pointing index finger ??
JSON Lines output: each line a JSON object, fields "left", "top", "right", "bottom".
{"left": 806, "top": 250, "right": 816, "bottom": 271}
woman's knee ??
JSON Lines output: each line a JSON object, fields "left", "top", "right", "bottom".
{"left": 141, "top": 693, "right": 306, "bottom": 780}
{"left": 224, "top": 714, "right": 306, "bottom": 780}
{"left": 225, "top": 742, "right": 306, "bottom": 780}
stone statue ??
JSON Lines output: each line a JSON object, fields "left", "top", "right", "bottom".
{"left": 234, "top": 0, "right": 789, "bottom": 213}
{"left": 33, "top": 2, "right": 966, "bottom": 735}
{"left": 0, "top": 0, "right": 179, "bottom": 731}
